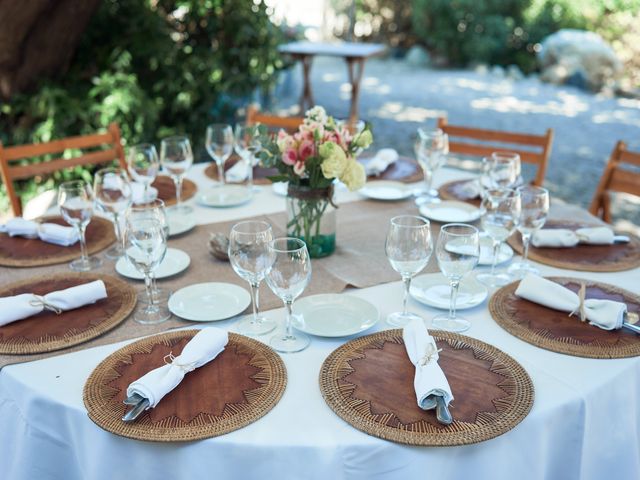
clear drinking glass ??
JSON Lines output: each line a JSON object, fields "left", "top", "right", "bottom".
{"left": 233, "top": 124, "right": 261, "bottom": 189}
{"left": 127, "top": 143, "right": 160, "bottom": 200}
{"left": 508, "top": 186, "right": 549, "bottom": 278}
{"left": 476, "top": 188, "right": 521, "bottom": 287}
{"left": 160, "top": 136, "right": 193, "bottom": 214}
{"left": 414, "top": 128, "right": 449, "bottom": 205}
{"left": 490, "top": 151, "right": 521, "bottom": 188}
{"left": 385, "top": 215, "right": 433, "bottom": 327}
{"left": 229, "top": 220, "right": 277, "bottom": 336}
{"left": 206, "top": 124, "right": 234, "bottom": 186}
{"left": 123, "top": 217, "right": 170, "bottom": 324}
{"left": 57, "top": 180, "right": 103, "bottom": 271}
{"left": 265, "top": 237, "right": 312, "bottom": 353}
{"left": 432, "top": 224, "right": 480, "bottom": 332}
{"left": 94, "top": 167, "right": 132, "bottom": 259}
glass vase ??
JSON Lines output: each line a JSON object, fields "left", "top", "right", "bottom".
{"left": 286, "top": 184, "right": 336, "bottom": 258}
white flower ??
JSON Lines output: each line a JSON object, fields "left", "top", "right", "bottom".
{"left": 305, "top": 106, "right": 328, "bottom": 124}
{"left": 340, "top": 160, "right": 366, "bottom": 191}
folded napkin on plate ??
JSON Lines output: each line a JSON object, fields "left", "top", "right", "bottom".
{"left": 365, "top": 148, "right": 398, "bottom": 175}
{"left": 0, "top": 280, "right": 108, "bottom": 327}
{"left": 225, "top": 159, "right": 251, "bottom": 183}
{"left": 127, "top": 327, "right": 229, "bottom": 409}
{"left": 403, "top": 319, "right": 453, "bottom": 410}
{"left": 531, "top": 227, "right": 614, "bottom": 248}
{"left": 0, "top": 218, "right": 79, "bottom": 246}
{"left": 456, "top": 179, "right": 482, "bottom": 199}
{"left": 515, "top": 274, "right": 626, "bottom": 330}
{"left": 131, "top": 183, "right": 158, "bottom": 205}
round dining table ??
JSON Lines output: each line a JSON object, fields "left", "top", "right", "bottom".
{"left": 0, "top": 164, "right": 638, "bottom": 480}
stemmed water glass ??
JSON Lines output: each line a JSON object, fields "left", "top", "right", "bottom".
{"left": 508, "top": 186, "right": 549, "bottom": 278}
{"left": 432, "top": 224, "right": 480, "bottom": 332}
{"left": 160, "top": 136, "right": 193, "bottom": 214}
{"left": 490, "top": 152, "right": 521, "bottom": 188}
{"left": 476, "top": 188, "right": 521, "bottom": 287}
{"left": 127, "top": 143, "right": 160, "bottom": 201}
{"left": 94, "top": 167, "right": 132, "bottom": 259}
{"left": 385, "top": 215, "right": 433, "bottom": 327}
{"left": 233, "top": 124, "right": 261, "bottom": 189}
{"left": 414, "top": 128, "right": 449, "bottom": 205}
{"left": 206, "top": 124, "right": 234, "bottom": 186}
{"left": 229, "top": 220, "right": 277, "bottom": 336}
{"left": 123, "top": 216, "right": 170, "bottom": 324}
{"left": 58, "top": 180, "right": 103, "bottom": 271}
{"left": 265, "top": 238, "right": 312, "bottom": 353}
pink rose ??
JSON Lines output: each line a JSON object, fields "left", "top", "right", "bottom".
{"left": 282, "top": 148, "right": 298, "bottom": 166}
{"left": 298, "top": 140, "right": 315, "bottom": 162}
{"left": 293, "top": 161, "right": 305, "bottom": 176}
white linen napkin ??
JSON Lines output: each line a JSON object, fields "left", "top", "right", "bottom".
{"left": 0, "top": 218, "right": 78, "bottom": 246}
{"left": 0, "top": 280, "right": 108, "bottom": 327}
{"left": 402, "top": 319, "right": 453, "bottom": 410}
{"left": 531, "top": 227, "right": 614, "bottom": 248}
{"left": 365, "top": 148, "right": 398, "bottom": 175}
{"left": 225, "top": 159, "right": 251, "bottom": 183}
{"left": 457, "top": 179, "right": 482, "bottom": 199}
{"left": 127, "top": 327, "right": 229, "bottom": 409}
{"left": 515, "top": 274, "right": 626, "bottom": 330}
{"left": 130, "top": 183, "right": 158, "bottom": 205}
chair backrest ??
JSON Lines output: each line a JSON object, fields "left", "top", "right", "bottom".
{"left": 246, "top": 105, "right": 304, "bottom": 133}
{"left": 436, "top": 117, "right": 554, "bottom": 187}
{"left": 0, "top": 122, "right": 126, "bottom": 217}
{"left": 589, "top": 140, "right": 640, "bottom": 223}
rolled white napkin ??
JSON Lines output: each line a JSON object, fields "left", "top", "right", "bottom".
{"left": 130, "top": 183, "right": 158, "bottom": 205}
{"left": 0, "top": 218, "right": 78, "bottom": 246}
{"left": 403, "top": 319, "right": 454, "bottom": 410}
{"left": 225, "top": 159, "right": 252, "bottom": 183}
{"left": 0, "top": 280, "right": 108, "bottom": 327}
{"left": 515, "top": 274, "right": 626, "bottom": 330}
{"left": 531, "top": 227, "right": 614, "bottom": 248}
{"left": 365, "top": 148, "right": 398, "bottom": 175}
{"left": 127, "top": 328, "right": 229, "bottom": 409}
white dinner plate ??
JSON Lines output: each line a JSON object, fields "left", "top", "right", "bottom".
{"left": 419, "top": 200, "right": 481, "bottom": 223}
{"left": 410, "top": 273, "right": 488, "bottom": 310}
{"left": 479, "top": 234, "right": 514, "bottom": 265}
{"left": 168, "top": 282, "right": 251, "bottom": 322}
{"left": 197, "top": 185, "right": 253, "bottom": 208}
{"left": 359, "top": 181, "right": 412, "bottom": 201}
{"left": 272, "top": 181, "right": 288, "bottom": 197}
{"left": 116, "top": 248, "right": 191, "bottom": 280}
{"left": 292, "top": 294, "right": 379, "bottom": 337}
{"left": 167, "top": 214, "right": 196, "bottom": 236}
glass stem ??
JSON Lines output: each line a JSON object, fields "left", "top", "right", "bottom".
{"left": 422, "top": 169, "right": 433, "bottom": 195}
{"left": 449, "top": 279, "right": 460, "bottom": 321}
{"left": 217, "top": 160, "right": 225, "bottom": 185}
{"left": 490, "top": 240, "right": 500, "bottom": 275}
{"left": 151, "top": 272, "right": 159, "bottom": 296}
{"left": 249, "top": 281, "right": 260, "bottom": 324}
{"left": 143, "top": 271, "right": 157, "bottom": 308}
{"left": 175, "top": 176, "right": 184, "bottom": 206}
{"left": 78, "top": 224, "right": 89, "bottom": 263}
{"left": 112, "top": 213, "right": 123, "bottom": 251}
{"left": 521, "top": 233, "right": 532, "bottom": 263}
{"left": 402, "top": 276, "right": 411, "bottom": 316}
{"left": 284, "top": 300, "right": 294, "bottom": 339}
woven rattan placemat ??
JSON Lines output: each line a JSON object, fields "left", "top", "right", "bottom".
{"left": 0, "top": 273, "right": 136, "bottom": 355}
{"left": 358, "top": 155, "right": 423, "bottom": 184}
{"left": 152, "top": 175, "right": 197, "bottom": 206}
{"left": 84, "top": 330, "right": 286, "bottom": 442}
{"left": 489, "top": 277, "right": 640, "bottom": 359}
{"left": 319, "top": 329, "right": 533, "bottom": 446}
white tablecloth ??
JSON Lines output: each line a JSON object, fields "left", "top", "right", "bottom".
{"left": 1, "top": 164, "right": 638, "bottom": 480}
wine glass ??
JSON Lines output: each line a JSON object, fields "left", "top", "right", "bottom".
{"left": 127, "top": 143, "right": 160, "bottom": 200}
{"left": 265, "top": 237, "right": 312, "bottom": 353}
{"left": 160, "top": 136, "right": 193, "bottom": 214}
{"left": 57, "top": 180, "right": 103, "bottom": 271}
{"left": 94, "top": 167, "right": 132, "bottom": 259}
{"left": 508, "top": 186, "right": 549, "bottom": 278}
{"left": 206, "top": 124, "right": 234, "bottom": 186}
{"left": 476, "top": 188, "right": 521, "bottom": 287}
{"left": 123, "top": 216, "right": 170, "bottom": 324}
{"left": 233, "top": 124, "right": 260, "bottom": 189}
{"left": 490, "top": 151, "right": 521, "bottom": 188}
{"left": 385, "top": 215, "right": 433, "bottom": 327}
{"left": 414, "top": 128, "right": 449, "bottom": 205}
{"left": 432, "top": 224, "right": 480, "bottom": 332}
{"left": 229, "top": 220, "right": 277, "bottom": 335}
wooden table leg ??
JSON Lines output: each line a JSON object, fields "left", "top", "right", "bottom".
{"left": 297, "top": 54, "right": 315, "bottom": 113}
{"left": 346, "top": 57, "right": 365, "bottom": 124}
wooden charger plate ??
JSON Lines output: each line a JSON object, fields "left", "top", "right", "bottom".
{"left": 204, "top": 159, "right": 278, "bottom": 186}
{"left": 0, "top": 216, "right": 114, "bottom": 268}
{"left": 0, "top": 273, "right": 136, "bottom": 355}
{"left": 508, "top": 220, "right": 640, "bottom": 272}
{"left": 84, "top": 330, "right": 286, "bottom": 442}
{"left": 152, "top": 175, "right": 198, "bottom": 206}
{"left": 438, "top": 179, "right": 482, "bottom": 207}
{"left": 358, "top": 155, "right": 423, "bottom": 184}
{"left": 489, "top": 277, "right": 640, "bottom": 359}
{"left": 320, "top": 329, "right": 533, "bottom": 446}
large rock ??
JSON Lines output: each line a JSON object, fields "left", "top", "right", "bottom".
{"left": 538, "top": 29, "right": 622, "bottom": 91}
{"left": 405, "top": 46, "right": 431, "bottom": 68}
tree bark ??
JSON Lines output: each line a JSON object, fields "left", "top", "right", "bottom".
{"left": 0, "top": 0, "right": 102, "bottom": 100}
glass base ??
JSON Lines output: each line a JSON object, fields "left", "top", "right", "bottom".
{"left": 387, "top": 311, "right": 423, "bottom": 327}
{"left": 476, "top": 271, "right": 513, "bottom": 288}
{"left": 432, "top": 314, "right": 471, "bottom": 332}
{"left": 104, "top": 244, "right": 123, "bottom": 260}
{"left": 507, "top": 261, "right": 539, "bottom": 279}
{"left": 134, "top": 303, "right": 171, "bottom": 325}
{"left": 236, "top": 315, "right": 277, "bottom": 336}
{"left": 270, "top": 331, "right": 310, "bottom": 353}
{"left": 70, "top": 256, "right": 103, "bottom": 272}
{"left": 168, "top": 204, "right": 193, "bottom": 215}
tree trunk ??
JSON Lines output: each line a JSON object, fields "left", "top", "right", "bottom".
{"left": 0, "top": 0, "right": 102, "bottom": 100}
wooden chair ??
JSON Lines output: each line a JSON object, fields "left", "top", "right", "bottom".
{"left": 589, "top": 141, "right": 640, "bottom": 223}
{"left": 0, "top": 123, "right": 126, "bottom": 217}
{"left": 436, "top": 117, "right": 554, "bottom": 187}
{"left": 246, "top": 105, "right": 304, "bottom": 133}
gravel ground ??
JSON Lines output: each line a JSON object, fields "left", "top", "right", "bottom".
{"left": 272, "top": 57, "right": 640, "bottom": 229}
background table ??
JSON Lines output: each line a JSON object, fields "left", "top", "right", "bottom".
{"left": 1, "top": 163, "right": 639, "bottom": 480}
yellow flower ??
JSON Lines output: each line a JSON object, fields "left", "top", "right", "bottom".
{"left": 354, "top": 129, "right": 373, "bottom": 149}
{"left": 340, "top": 160, "right": 366, "bottom": 191}
{"left": 320, "top": 142, "right": 347, "bottom": 179}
